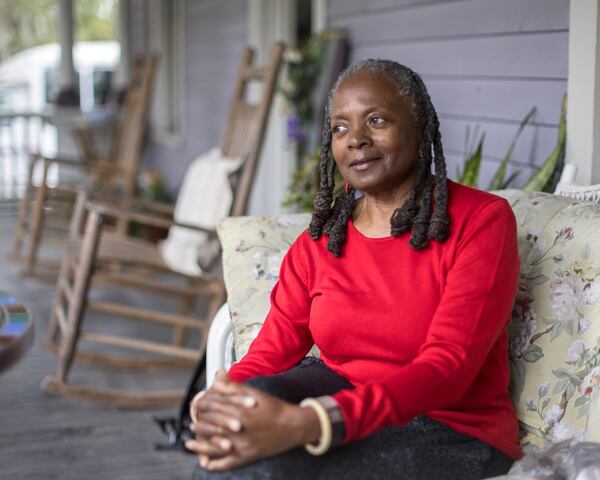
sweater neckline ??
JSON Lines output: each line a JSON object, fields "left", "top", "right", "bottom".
{"left": 348, "top": 218, "right": 399, "bottom": 243}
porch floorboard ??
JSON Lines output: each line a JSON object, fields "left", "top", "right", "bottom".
{"left": 0, "top": 216, "right": 199, "bottom": 480}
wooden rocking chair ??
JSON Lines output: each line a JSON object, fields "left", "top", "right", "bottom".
{"left": 11, "top": 53, "right": 159, "bottom": 277}
{"left": 40, "top": 42, "right": 285, "bottom": 407}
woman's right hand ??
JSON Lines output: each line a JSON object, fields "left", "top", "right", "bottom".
{"left": 188, "top": 370, "right": 257, "bottom": 462}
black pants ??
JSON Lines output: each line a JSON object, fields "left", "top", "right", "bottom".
{"left": 192, "top": 357, "right": 514, "bottom": 480}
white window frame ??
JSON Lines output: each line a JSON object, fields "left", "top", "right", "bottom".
{"left": 147, "top": 0, "right": 185, "bottom": 146}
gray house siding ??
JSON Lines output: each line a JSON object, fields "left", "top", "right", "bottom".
{"left": 328, "top": 0, "right": 569, "bottom": 189}
{"left": 129, "top": 0, "right": 248, "bottom": 193}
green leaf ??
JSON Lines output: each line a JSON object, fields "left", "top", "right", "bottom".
{"left": 523, "top": 95, "right": 567, "bottom": 192}
{"left": 574, "top": 396, "right": 590, "bottom": 407}
{"left": 501, "top": 170, "right": 522, "bottom": 190}
{"left": 529, "top": 274, "right": 549, "bottom": 286}
{"left": 551, "top": 321, "right": 563, "bottom": 341}
{"left": 553, "top": 378, "right": 569, "bottom": 393}
{"left": 529, "top": 265, "right": 543, "bottom": 278}
{"left": 523, "top": 344, "right": 545, "bottom": 362}
{"left": 578, "top": 402, "right": 591, "bottom": 418}
{"left": 458, "top": 135, "right": 484, "bottom": 187}
{"left": 552, "top": 368, "right": 570, "bottom": 379}
{"left": 565, "top": 382, "right": 576, "bottom": 400}
{"left": 487, "top": 107, "right": 536, "bottom": 191}
{"left": 554, "top": 269, "right": 564, "bottom": 278}
{"left": 565, "top": 318, "right": 574, "bottom": 336}
{"left": 543, "top": 317, "right": 555, "bottom": 326}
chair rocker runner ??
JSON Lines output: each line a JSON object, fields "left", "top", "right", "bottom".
{"left": 40, "top": 42, "right": 285, "bottom": 407}
{"left": 11, "top": 54, "right": 159, "bottom": 278}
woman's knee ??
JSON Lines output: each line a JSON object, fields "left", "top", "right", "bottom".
{"left": 191, "top": 448, "right": 319, "bottom": 480}
{"left": 244, "top": 375, "right": 289, "bottom": 398}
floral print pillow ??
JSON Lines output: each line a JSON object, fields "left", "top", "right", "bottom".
{"left": 495, "top": 190, "right": 600, "bottom": 449}
{"left": 217, "top": 214, "right": 313, "bottom": 360}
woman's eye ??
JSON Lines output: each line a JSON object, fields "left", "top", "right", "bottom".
{"left": 370, "top": 116, "right": 384, "bottom": 126}
{"left": 332, "top": 124, "right": 347, "bottom": 134}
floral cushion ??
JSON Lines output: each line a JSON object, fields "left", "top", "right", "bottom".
{"left": 217, "top": 214, "right": 313, "bottom": 360}
{"left": 494, "top": 190, "right": 600, "bottom": 449}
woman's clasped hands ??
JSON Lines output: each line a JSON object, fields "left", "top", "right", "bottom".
{"left": 186, "top": 370, "right": 321, "bottom": 472}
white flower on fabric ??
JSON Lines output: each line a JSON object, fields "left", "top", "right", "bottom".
{"left": 542, "top": 404, "right": 564, "bottom": 428}
{"left": 264, "top": 253, "right": 284, "bottom": 278}
{"left": 525, "top": 399, "right": 536, "bottom": 411}
{"left": 578, "top": 318, "right": 592, "bottom": 334}
{"left": 253, "top": 250, "right": 268, "bottom": 261}
{"left": 565, "top": 340, "right": 587, "bottom": 365}
{"left": 538, "top": 382, "right": 551, "bottom": 397}
{"left": 549, "top": 420, "right": 574, "bottom": 442}
{"left": 549, "top": 277, "right": 584, "bottom": 320}
{"left": 583, "top": 282, "right": 600, "bottom": 305}
{"left": 579, "top": 367, "right": 600, "bottom": 397}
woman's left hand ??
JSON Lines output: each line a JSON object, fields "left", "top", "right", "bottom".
{"left": 186, "top": 380, "right": 320, "bottom": 471}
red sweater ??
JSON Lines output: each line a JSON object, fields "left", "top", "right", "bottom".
{"left": 228, "top": 179, "right": 522, "bottom": 459}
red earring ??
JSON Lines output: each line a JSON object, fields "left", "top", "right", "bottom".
{"left": 345, "top": 181, "right": 350, "bottom": 193}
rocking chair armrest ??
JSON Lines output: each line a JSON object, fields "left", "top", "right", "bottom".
{"left": 83, "top": 189, "right": 176, "bottom": 216}
{"left": 35, "top": 154, "right": 126, "bottom": 174}
{"left": 85, "top": 201, "right": 218, "bottom": 238}
{"left": 34, "top": 154, "right": 86, "bottom": 169}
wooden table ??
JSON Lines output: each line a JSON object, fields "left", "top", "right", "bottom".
{"left": 0, "top": 292, "right": 34, "bottom": 372}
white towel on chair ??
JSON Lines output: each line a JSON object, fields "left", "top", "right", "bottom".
{"left": 159, "top": 147, "right": 242, "bottom": 276}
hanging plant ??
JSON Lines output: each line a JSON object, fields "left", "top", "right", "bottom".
{"left": 280, "top": 28, "right": 347, "bottom": 212}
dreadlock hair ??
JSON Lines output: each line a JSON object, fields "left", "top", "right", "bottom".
{"left": 307, "top": 59, "right": 450, "bottom": 257}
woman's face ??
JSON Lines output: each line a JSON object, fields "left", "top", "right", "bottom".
{"left": 330, "top": 70, "right": 423, "bottom": 195}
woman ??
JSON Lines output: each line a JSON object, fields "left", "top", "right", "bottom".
{"left": 186, "top": 59, "right": 522, "bottom": 479}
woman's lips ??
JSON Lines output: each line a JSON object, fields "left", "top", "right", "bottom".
{"left": 349, "top": 156, "right": 381, "bottom": 171}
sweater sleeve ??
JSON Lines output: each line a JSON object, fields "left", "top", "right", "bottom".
{"left": 228, "top": 238, "right": 314, "bottom": 382}
{"left": 333, "top": 199, "right": 520, "bottom": 443}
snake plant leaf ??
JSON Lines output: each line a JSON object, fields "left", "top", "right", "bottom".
{"left": 501, "top": 170, "right": 522, "bottom": 190}
{"left": 458, "top": 135, "right": 484, "bottom": 187}
{"left": 487, "top": 107, "right": 536, "bottom": 191}
{"left": 523, "top": 95, "right": 567, "bottom": 192}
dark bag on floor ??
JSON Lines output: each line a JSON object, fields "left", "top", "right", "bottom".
{"left": 153, "top": 353, "right": 206, "bottom": 452}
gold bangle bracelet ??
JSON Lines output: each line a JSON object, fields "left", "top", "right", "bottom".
{"left": 299, "top": 398, "right": 333, "bottom": 456}
{"left": 189, "top": 389, "right": 206, "bottom": 424}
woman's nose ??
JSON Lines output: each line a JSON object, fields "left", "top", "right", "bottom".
{"left": 347, "top": 126, "right": 372, "bottom": 150}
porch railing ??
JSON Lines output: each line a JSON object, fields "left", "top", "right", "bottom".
{"left": 0, "top": 112, "right": 56, "bottom": 204}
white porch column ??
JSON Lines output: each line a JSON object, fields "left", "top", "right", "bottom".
{"left": 55, "top": 0, "right": 78, "bottom": 105}
{"left": 113, "top": 0, "right": 132, "bottom": 92}
{"left": 247, "top": 0, "right": 297, "bottom": 215}
{"left": 311, "top": 0, "right": 327, "bottom": 33}
{"left": 566, "top": 0, "right": 600, "bottom": 185}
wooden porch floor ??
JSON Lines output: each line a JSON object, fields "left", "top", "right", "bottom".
{"left": 0, "top": 216, "right": 199, "bottom": 480}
